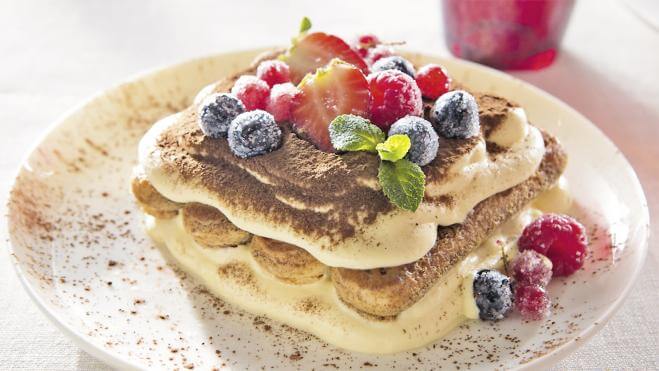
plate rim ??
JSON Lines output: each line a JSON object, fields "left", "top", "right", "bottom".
{"left": 4, "top": 47, "right": 651, "bottom": 370}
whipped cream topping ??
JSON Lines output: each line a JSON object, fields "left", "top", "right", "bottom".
{"left": 139, "top": 109, "right": 545, "bottom": 269}
{"left": 139, "top": 107, "right": 544, "bottom": 269}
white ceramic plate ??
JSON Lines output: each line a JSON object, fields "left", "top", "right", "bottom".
{"left": 5, "top": 49, "right": 649, "bottom": 370}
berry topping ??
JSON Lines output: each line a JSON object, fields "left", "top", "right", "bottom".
{"left": 514, "top": 284, "right": 551, "bottom": 321}
{"left": 430, "top": 90, "right": 480, "bottom": 139}
{"left": 511, "top": 250, "right": 553, "bottom": 287}
{"left": 266, "top": 83, "right": 298, "bottom": 123}
{"left": 355, "top": 34, "right": 380, "bottom": 49}
{"left": 472, "top": 269, "right": 513, "bottom": 321}
{"left": 227, "top": 110, "right": 282, "bottom": 158}
{"left": 285, "top": 32, "right": 368, "bottom": 83}
{"left": 368, "top": 70, "right": 423, "bottom": 130}
{"left": 415, "top": 64, "right": 452, "bottom": 100}
{"left": 256, "top": 60, "right": 291, "bottom": 87}
{"left": 371, "top": 56, "right": 416, "bottom": 78}
{"left": 290, "top": 59, "right": 370, "bottom": 152}
{"left": 366, "top": 45, "right": 395, "bottom": 65}
{"left": 197, "top": 93, "right": 245, "bottom": 138}
{"left": 388, "top": 116, "right": 439, "bottom": 166}
{"left": 353, "top": 34, "right": 380, "bottom": 58}
{"left": 231, "top": 75, "right": 271, "bottom": 111}
{"left": 518, "top": 214, "right": 588, "bottom": 277}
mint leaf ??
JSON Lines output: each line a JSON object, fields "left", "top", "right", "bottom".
{"left": 329, "top": 114, "right": 385, "bottom": 152}
{"left": 299, "top": 17, "right": 312, "bottom": 34}
{"left": 376, "top": 134, "right": 411, "bottom": 162}
{"left": 378, "top": 159, "right": 425, "bottom": 211}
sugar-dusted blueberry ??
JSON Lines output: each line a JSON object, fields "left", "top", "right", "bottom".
{"left": 388, "top": 116, "right": 439, "bottom": 166}
{"left": 197, "top": 93, "right": 245, "bottom": 138}
{"left": 228, "top": 110, "right": 282, "bottom": 158}
{"left": 430, "top": 90, "right": 480, "bottom": 139}
{"left": 371, "top": 56, "right": 416, "bottom": 78}
{"left": 472, "top": 269, "right": 513, "bottom": 321}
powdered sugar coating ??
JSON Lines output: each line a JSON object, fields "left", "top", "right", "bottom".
{"left": 266, "top": 83, "right": 297, "bottom": 123}
{"left": 371, "top": 55, "right": 416, "bottom": 77}
{"left": 430, "top": 90, "right": 480, "bottom": 139}
{"left": 197, "top": 93, "right": 245, "bottom": 138}
{"left": 388, "top": 116, "right": 439, "bottom": 166}
{"left": 228, "top": 110, "right": 282, "bottom": 158}
{"left": 256, "top": 60, "right": 291, "bottom": 87}
{"left": 231, "top": 75, "right": 271, "bottom": 111}
{"left": 514, "top": 284, "right": 551, "bottom": 321}
{"left": 367, "top": 70, "right": 423, "bottom": 129}
{"left": 518, "top": 214, "right": 588, "bottom": 277}
{"left": 511, "top": 250, "right": 553, "bottom": 287}
{"left": 473, "top": 269, "right": 513, "bottom": 321}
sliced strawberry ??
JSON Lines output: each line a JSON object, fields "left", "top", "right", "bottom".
{"left": 285, "top": 32, "right": 369, "bottom": 83}
{"left": 290, "top": 59, "right": 370, "bottom": 152}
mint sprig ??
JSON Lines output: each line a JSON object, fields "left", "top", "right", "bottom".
{"left": 378, "top": 160, "right": 426, "bottom": 212}
{"left": 376, "top": 134, "right": 410, "bottom": 162}
{"left": 329, "top": 114, "right": 385, "bottom": 152}
{"left": 299, "top": 17, "right": 312, "bottom": 34}
{"left": 329, "top": 114, "right": 426, "bottom": 212}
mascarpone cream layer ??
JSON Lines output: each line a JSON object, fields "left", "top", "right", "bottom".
{"left": 139, "top": 109, "right": 545, "bottom": 269}
{"left": 146, "top": 206, "right": 540, "bottom": 354}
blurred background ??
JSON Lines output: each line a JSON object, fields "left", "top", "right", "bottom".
{"left": 0, "top": 0, "right": 657, "bottom": 369}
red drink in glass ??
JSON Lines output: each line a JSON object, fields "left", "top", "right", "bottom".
{"left": 442, "top": 0, "right": 575, "bottom": 70}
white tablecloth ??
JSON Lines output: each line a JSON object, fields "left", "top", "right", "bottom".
{"left": 1, "top": 0, "right": 657, "bottom": 369}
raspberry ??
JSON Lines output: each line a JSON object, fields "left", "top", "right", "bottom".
{"left": 231, "top": 75, "right": 271, "bottom": 111}
{"left": 256, "top": 60, "right": 291, "bottom": 87}
{"left": 415, "top": 64, "right": 452, "bottom": 100}
{"left": 518, "top": 214, "right": 588, "bottom": 277}
{"left": 367, "top": 70, "right": 423, "bottom": 130}
{"left": 266, "top": 83, "right": 297, "bottom": 123}
{"left": 356, "top": 34, "right": 380, "bottom": 49}
{"left": 366, "top": 45, "right": 394, "bottom": 65}
{"left": 353, "top": 34, "right": 380, "bottom": 58}
{"left": 511, "top": 250, "right": 553, "bottom": 287}
{"left": 514, "top": 284, "right": 551, "bottom": 321}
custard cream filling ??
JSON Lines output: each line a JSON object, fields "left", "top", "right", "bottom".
{"left": 139, "top": 108, "right": 545, "bottom": 269}
{"left": 146, "top": 205, "right": 547, "bottom": 354}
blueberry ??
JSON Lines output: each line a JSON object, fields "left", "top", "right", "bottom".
{"left": 430, "top": 90, "right": 480, "bottom": 139}
{"left": 472, "top": 269, "right": 513, "bottom": 321}
{"left": 228, "top": 110, "right": 282, "bottom": 158}
{"left": 371, "top": 56, "right": 416, "bottom": 78}
{"left": 388, "top": 116, "right": 438, "bottom": 166}
{"left": 198, "top": 93, "right": 246, "bottom": 138}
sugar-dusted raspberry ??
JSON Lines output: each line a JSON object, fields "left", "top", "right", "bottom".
{"left": 511, "top": 250, "right": 553, "bottom": 287}
{"left": 518, "top": 214, "right": 588, "bottom": 277}
{"left": 367, "top": 70, "right": 423, "bottom": 129}
{"left": 514, "top": 284, "right": 551, "bottom": 321}
{"left": 256, "top": 60, "right": 291, "bottom": 87}
{"left": 266, "top": 83, "right": 298, "bottom": 123}
{"left": 415, "top": 64, "right": 452, "bottom": 100}
{"left": 231, "top": 75, "right": 271, "bottom": 111}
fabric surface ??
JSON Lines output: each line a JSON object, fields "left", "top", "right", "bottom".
{"left": 1, "top": 0, "right": 657, "bottom": 369}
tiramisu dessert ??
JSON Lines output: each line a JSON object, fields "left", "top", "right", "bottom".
{"left": 131, "top": 19, "right": 588, "bottom": 353}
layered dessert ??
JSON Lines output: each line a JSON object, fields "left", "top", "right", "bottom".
{"left": 131, "top": 20, "right": 588, "bottom": 354}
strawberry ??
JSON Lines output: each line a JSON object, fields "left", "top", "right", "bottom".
{"left": 285, "top": 32, "right": 369, "bottom": 83}
{"left": 290, "top": 59, "right": 370, "bottom": 152}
